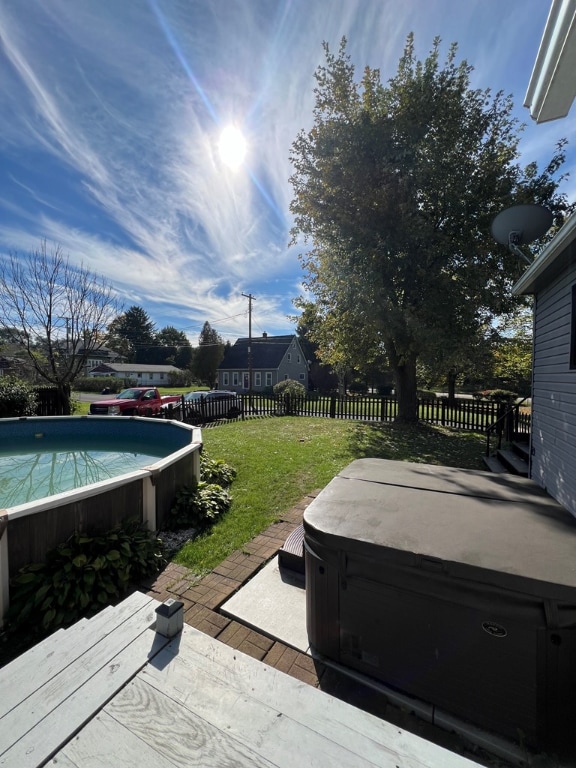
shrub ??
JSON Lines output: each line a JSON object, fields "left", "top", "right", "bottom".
{"left": 5, "top": 519, "right": 165, "bottom": 639}
{"left": 416, "top": 389, "right": 437, "bottom": 399}
{"left": 0, "top": 377, "right": 38, "bottom": 418}
{"left": 167, "top": 480, "right": 231, "bottom": 530}
{"left": 273, "top": 379, "right": 306, "bottom": 415}
{"left": 200, "top": 453, "right": 236, "bottom": 486}
{"left": 479, "top": 389, "right": 518, "bottom": 403}
{"left": 73, "top": 376, "right": 124, "bottom": 393}
{"left": 273, "top": 379, "right": 306, "bottom": 397}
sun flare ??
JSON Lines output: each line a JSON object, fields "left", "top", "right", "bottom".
{"left": 218, "top": 125, "right": 247, "bottom": 169}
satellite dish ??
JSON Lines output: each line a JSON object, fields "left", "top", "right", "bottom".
{"left": 491, "top": 204, "right": 553, "bottom": 265}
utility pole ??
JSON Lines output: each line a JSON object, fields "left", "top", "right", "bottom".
{"left": 241, "top": 292, "right": 255, "bottom": 394}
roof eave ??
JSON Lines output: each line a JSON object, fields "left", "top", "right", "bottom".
{"left": 524, "top": 0, "right": 576, "bottom": 123}
{"left": 513, "top": 213, "right": 576, "bottom": 294}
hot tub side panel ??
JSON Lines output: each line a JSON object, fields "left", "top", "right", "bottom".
{"left": 303, "top": 518, "right": 576, "bottom": 755}
{"left": 7, "top": 480, "right": 144, "bottom": 577}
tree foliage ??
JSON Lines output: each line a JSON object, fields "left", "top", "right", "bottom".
{"left": 290, "top": 36, "right": 569, "bottom": 421}
{"left": 0, "top": 241, "right": 120, "bottom": 413}
{"left": 105, "top": 305, "right": 156, "bottom": 362}
{"left": 193, "top": 322, "right": 225, "bottom": 387}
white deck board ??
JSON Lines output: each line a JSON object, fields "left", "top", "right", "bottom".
{"left": 4, "top": 593, "right": 480, "bottom": 768}
{"left": 139, "top": 624, "right": 478, "bottom": 768}
{"left": 0, "top": 591, "right": 155, "bottom": 719}
{"left": 53, "top": 708, "right": 270, "bottom": 768}
{"left": 0, "top": 628, "right": 169, "bottom": 768}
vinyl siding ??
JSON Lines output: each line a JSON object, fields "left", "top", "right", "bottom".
{"left": 531, "top": 264, "right": 576, "bottom": 517}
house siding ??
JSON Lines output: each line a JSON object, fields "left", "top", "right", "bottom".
{"left": 531, "top": 264, "right": 576, "bottom": 517}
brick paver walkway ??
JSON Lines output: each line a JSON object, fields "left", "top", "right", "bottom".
{"left": 141, "top": 490, "right": 325, "bottom": 686}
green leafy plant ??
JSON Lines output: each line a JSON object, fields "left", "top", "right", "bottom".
{"left": 5, "top": 519, "right": 165, "bottom": 639}
{"left": 273, "top": 379, "right": 306, "bottom": 415}
{"left": 273, "top": 379, "right": 306, "bottom": 397}
{"left": 167, "top": 479, "right": 231, "bottom": 530}
{"left": 200, "top": 453, "right": 236, "bottom": 486}
{"left": 0, "top": 377, "right": 38, "bottom": 418}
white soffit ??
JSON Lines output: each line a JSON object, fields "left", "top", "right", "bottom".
{"left": 524, "top": 0, "right": 576, "bottom": 123}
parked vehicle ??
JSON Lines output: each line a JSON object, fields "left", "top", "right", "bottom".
{"left": 89, "top": 387, "right": 181, "bottom": 416}
{"left": 180, "top": 390, "right": 243, "bottom": 421}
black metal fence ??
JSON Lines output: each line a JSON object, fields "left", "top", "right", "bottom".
{"left": 165, "top": 392, "right": 531, "bottom": 436}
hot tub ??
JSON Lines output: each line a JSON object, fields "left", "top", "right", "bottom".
{"left": 304, "top": 458, "right": 576, "bottom": 756}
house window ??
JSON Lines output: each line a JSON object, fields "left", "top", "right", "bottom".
{"left": 137, "top": 373, "right": 142, "bottom": 378}
{"left": 287, "top": 353, "right": 291, "bottom": 362}
{"left": 223, "top": 372, "right": 229, "bottom": 386}
{"left": 571, "top": 284, "right": 576, "bottom": 369}
{"left": 265, "top": 372, "right": 272, "bottom": 387}
{"left": 297, "top": 355, "right": 300, "bottom": 363}
{"left": 254, "top": 372, "right": 261, "bottom": 387}
{"left": 233, "top": 372, "right": 239, "bottom": 386}
{"left": 160, "top": 373, "right": 164, "bottom": 380}
{"left": 284, "top": 374, "right": 289, "bottom": 380}
{"left": 299, "top": 373, "right": 305, "bottom": 380}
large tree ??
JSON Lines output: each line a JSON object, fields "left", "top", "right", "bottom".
{"left": 193, "top": 321, "right": 225, "bottom": 387}
{"left": 0, "top": 241, "right": 120, "bottom": 413}
{"left": 106, "top": 305, "right": 156, "bottom": 362}
{"left": 290, "top": 36, "right": 569, "bottom": 421}
{"left": 154, "top": 326, "right": 193, "bottom": 368}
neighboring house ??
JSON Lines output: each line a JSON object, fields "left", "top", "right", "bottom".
{"left": 73, "top": 345, "right": 126, "bottom": 375}
{"left": 87, "top": 363, "right": 181, "bottom": 386}
{"left": 217, "top": 334, "right": 309, "bottom": 392}
{"left": 514, "top": 0, "right": 576, "bottom": 517}
{"left": 0, "top": 356, "right": 21, "bottom": 378}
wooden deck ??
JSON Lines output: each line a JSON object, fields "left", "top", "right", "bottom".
{"left": 0, "top": 591, "right": 480, "bottom": 768}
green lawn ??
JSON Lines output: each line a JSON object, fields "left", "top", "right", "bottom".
{"left": 174, "top": 417, "right": 486, "bottom": 576}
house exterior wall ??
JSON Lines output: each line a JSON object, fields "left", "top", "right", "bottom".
{"left": 530, "top": 263, "right": 576, "bottom": 517}
{"left": 277, "top": 339, "right": 308, "bottom": 387}
{"left": 88, "top": 368, "right": 172, "bottom": 385}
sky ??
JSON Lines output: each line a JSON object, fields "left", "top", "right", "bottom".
{"left": 0, "top": 0, "right": 573, "bottom": 346}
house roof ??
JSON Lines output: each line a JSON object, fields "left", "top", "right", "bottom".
{"left": 514, "top": 2, "right": 576, "bottom": 294}
{"left": 524, "top": 0, "right": 576, "bottom": 123}
{"left": 90, "top": 363, "right": 181, "bottom": 373}
{"left": 513, "top": 212, "right": 576, "bottom": 294}
{"left": 219, "top": 335, "right": 300, "bottom": 370}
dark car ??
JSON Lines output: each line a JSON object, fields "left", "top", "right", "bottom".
{"left": 182, "top": 390, "right": 243, "bottom": 420}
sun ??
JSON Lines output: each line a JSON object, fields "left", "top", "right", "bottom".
{"left": 218, "top": 125, "right": 247, "bottom": 169}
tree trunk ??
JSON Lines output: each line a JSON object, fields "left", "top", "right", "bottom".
{"left": 447, "top": 370, "right": 457, "bottom": 407}
{"left": 392, "top": 357, "right": 419, "bottom": 423}
{"left": 57, "top": 384, "right": 72, "bottom": 415}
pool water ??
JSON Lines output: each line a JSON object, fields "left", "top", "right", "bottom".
{"left": 0, "top": 438, "right": 167, "bottom": 506}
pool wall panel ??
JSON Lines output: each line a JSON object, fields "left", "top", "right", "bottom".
{"left": 154, "top": 453, "right": 198, "bottom": 530}
{"left": 7, "top": 480, "right": 144, "bottom": 576}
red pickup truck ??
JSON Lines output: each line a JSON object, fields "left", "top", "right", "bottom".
{"left": 89, "top": 387, "right": 181, "bottom": 416}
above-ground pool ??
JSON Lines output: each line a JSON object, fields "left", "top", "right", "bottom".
{"left": 0, "top": 416, "right": 193, "bottom": 506}
{"left": 0, "top": 416, "right": 202, "bottom": 623}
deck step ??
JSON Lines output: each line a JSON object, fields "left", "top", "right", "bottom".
{"left": 512, "top": 441, "right": 530, "bottom": 463}
{"left": 497, "top": 449, "right": 529, "bottom": 477}
{"left": 278, "top": 524, "right": 305, "bottom": 575}
{"left": 482, "top": 455, "right": 508, "bottom": 474}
